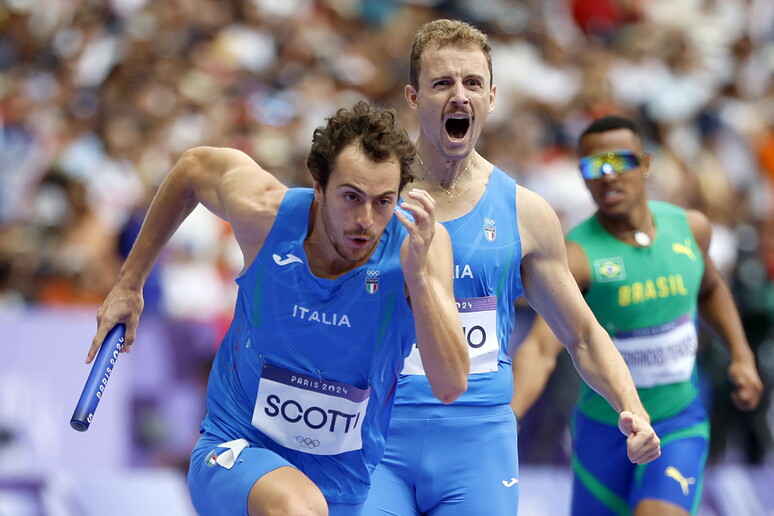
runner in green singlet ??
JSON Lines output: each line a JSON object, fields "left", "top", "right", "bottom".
{"left": 512, "top": 115, "right": 763, "bottom": 516}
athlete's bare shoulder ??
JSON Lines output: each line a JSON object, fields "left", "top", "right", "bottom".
{"left": 684, "top": 208, "right": 712, "bottom": 253}
{"left": 180, "top": 146, "right": 289, "bottom": 263}
{"left": 191, "top": 146, "right": 286, "bottom": 215}
{"left": 516, "top": 185, "right": 565, "bottom": 259}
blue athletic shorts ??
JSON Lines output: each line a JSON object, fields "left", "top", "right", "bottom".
{"left": 188, "top": 432, "right": 365, "bottom": 516}
{"left": 570, "top": 397, "right": 709, "bottom": 516}
{"left": 363, "top": 404, "right": 519, "bottom": 515}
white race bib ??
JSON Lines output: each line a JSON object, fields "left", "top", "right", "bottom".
{"left": 614, "top": 315, "right": 698, "bottom": 388}
{"left": 402, "top": 296, "right": 499, "bottom": 375}
{"left": 252, "top": 365, "right": 370, "bottom": 456}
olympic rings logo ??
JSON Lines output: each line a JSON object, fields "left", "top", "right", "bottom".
{"left": 366, "top": 270, "right": 380, "bottom": 277}
{"left": 296, "top": 436, "right": 321, "bottom": 449}
{"left": 484, "top": 218, "right": 496, "bottom": 226}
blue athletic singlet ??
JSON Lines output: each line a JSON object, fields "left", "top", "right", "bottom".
{"left": 365, "top": 167, "right": 524, "bottom": 515}
{"left": 396, "top": 167, "right": 523, "bottom": 406}
{"left": 190, "top": 188, "right": 415, "bottom": 508}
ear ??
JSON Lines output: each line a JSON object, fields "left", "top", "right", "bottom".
{"left": 488, "top": 84, "right": 496, "bottom": 114}
{"left": 641, "top": 152, "right": 652, "bottom": 177}
{"left": 313, "top": 181, "right": 325, "bottom": 202}
{"left": 405, "top": 84, "right": 419, "bottom": 110}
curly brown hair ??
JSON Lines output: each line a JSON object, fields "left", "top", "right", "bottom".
{"left": 409, "top": 19, "right": 492, "bottom": 90}
{"left": 307, "top": 101, "right": 415, "bottom": 192}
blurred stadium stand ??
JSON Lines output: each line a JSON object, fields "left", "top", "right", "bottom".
{"left": 1, "top": 0, "right": 773, "bottom": 514}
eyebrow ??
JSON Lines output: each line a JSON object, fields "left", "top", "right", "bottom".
{"left": 337, "top": 184, "right": 398, "bottom": 198}
{"left": 429, "top": 72, "right": 485, "bottom": 83}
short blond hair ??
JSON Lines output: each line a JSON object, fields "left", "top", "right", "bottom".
{"left": 409, "top": 19, "right": 492, "bottom": 89}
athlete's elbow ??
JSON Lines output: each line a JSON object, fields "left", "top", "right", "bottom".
{"left": 178, "top": 146, "right": 209, "bottom": 167}
{"left": 170, "top": 147, "right": 210, "bottom": 185}
{"left": 433, "top": 374, "right": 468, "bottom": 404}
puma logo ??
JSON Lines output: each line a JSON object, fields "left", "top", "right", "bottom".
{"left": 672, "top": 240, "right": 697, "bottom": 261}
{"left": 502, "top": 478, "right": 518, "bottom": 488}
{"left": 273, "top": 253, "right": 303, "bottom": 266}
{"left": 665, "top": 466, "right": 695, "bottom": 496}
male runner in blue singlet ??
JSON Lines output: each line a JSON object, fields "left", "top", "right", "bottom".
{"left": 87, "top": 101, "right": 470, "bottom": 516}
{"left": 364, "top": 20, "right": 661, "bottom": 516}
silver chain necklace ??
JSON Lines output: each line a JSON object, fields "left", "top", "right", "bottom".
{"left": 415, "top": 152, "right": 474, "bottom": 198}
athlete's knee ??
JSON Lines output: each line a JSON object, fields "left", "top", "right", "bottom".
{"left": 247, "top": 472, "right": 328, "bottom": 516}
{"left": 634, "top": 499, "right": 690, "bottom": 516}
{"left": 249, "top": 493, "right": 328, "bottom": 516}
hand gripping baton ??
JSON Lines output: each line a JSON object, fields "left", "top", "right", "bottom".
{"left": 70, "top": 324, "right": 126, "bottom": 432}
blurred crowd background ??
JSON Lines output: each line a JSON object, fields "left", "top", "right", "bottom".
{"left": 1, "top": 0, "right": 774, "bottom": 513}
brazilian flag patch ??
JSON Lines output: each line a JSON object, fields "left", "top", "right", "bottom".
{"left": 593, "top": 257, "right": 626, "bottom": 283}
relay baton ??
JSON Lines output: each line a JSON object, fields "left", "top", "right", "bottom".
{"left": 70, "top": 323, "right": 126, "bottom": 432}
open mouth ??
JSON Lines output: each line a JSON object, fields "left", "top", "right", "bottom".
{"left": 349, "top": 235, "right": 371, "bottom": 248}
{"left": 445, "top": 116, "right": 470, "bottom": 141}
{"left": 599, "top": 188, "right": 625, "bottom": 205}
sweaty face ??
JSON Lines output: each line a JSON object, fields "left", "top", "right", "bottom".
{"left": 316, "top": 144, "right": 401, "bottom": 265}
{"left": 578, "top": 128, "right": 650, "bottom": 218}
{"left": 408, "top": 44, "right": 495, "bottom": 160}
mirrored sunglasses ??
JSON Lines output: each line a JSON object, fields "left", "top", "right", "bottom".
{"left": 578, "top": 151, "right": 641, "bottom": 180}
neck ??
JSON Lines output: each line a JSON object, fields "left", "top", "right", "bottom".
{"left": 415, "top": 150, "right": 476, "bottom": 197}
{"left": 606, "top": 205, "right": 651, "bottom": 232}
{"left": 597, "top": 205, "right": 654, "bottom": 246}
{"left": 304, "top": 201, "right": 365, "bottom": 279}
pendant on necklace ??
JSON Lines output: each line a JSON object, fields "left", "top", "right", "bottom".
{"left": 634, "top": 231, "right": 651, "bottom": 247}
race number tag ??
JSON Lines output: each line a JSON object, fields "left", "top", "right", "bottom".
{"left": 402, "top": 296, "right": 499, "bottom": 375}
{"left": 614, "top": 314, "right": 698, "bottom": 388}
{"left": 252, "top": 365, "right": 370, "bottom": 456}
